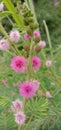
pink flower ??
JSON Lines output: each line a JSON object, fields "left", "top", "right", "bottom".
{"left": 0, "top": 39, "right": 9, "bottom": 51}
{"left": 33, "top": 30, "right": 40, "bottom": 37}
{"left": 10, "top": 56, "right": 27, "bottom": 73}
{"left": 14, "top": 111, "right": 25, "bottom": 125}
{"left": 46, "top": 91, "right": 52, "bottom": 98}
{"left": 9, "top": 30, "right": 20, "bottom": 42}
{"left": 0, "top": 2, "right": 4, "bottom": 11}
{"left": 24, "top": 34, "right": 30, "bottom": 40}
{"left": 45, "top": 60, "right": 52, "bottom": 68}
{"left": 32, "top": 56, "right": 42, "bottom": 69}
{"left": 32, "top": 80, "right": 40, "bottom": 91}
{"left": 19, "top": 81, "right": 36, "bottom": 98}
{"left": 11, "top": 99, "right": 23, "bottom": 112}
{"left": 38, "top": 41, "right": 46, "bottom": 48}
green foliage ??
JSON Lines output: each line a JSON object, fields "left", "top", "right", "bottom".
{"left": 26, "top": 97, "right": 48, "bottom": 119}
{"left": 0, "top": 0, "right": 61, "bottom": 130}
{"left": 34, "top": 0, "right": 61, "bottom": 48}
{"left": 3, "top": 0, "right": 24, "bottom": 30}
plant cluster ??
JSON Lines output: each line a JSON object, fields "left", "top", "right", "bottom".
{"left": 0, "top": 0, "right": 61, "bottom": 130}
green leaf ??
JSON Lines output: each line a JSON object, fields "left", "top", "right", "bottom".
{"left": 3, "top": 0, "right": 25, "bottom": 30}
{"left": 26, "top": 97, "right": 48, "bottom": 119}
{"left": 0, "top": 11, "right": 12, "bottom": 19}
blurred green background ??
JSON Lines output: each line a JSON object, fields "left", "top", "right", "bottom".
{"left": 34, "top": 0, "right": 61, "bottom": 48}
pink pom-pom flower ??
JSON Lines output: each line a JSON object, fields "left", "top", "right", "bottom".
{"left": 0, "top": 39, "right": 9, "bottom": 51}
{"left": 0, "top": 2, "right": 4, "bottom": 12}
{"left": 10, "top": 56, "right": 27, "bottom": 73}
{"left": 19, "top": 81, "right": 36, "bottom": 99}
{"left": 33, "top": 30, "right": 40, "bottom": 37}
{"left": 9, "top": 30, "right": 20, "bottom": 42}
{"left": 45, "top": 60, "right": 52, "bottom": 68}
{"left": 46, "top": 91, "right": 52, "bottom": 98}
{"left": 11, "top": 99, "right": 23, "bottom": 112}
{"left": 24, "top": 34, "right": 30, "bottom": 40}
{"left": 32, "top": 80, "right": 40, "bottom": 91}
{"left": 14, "top": 111, "right": 25, "bottom": 125}
{"left": 32, "top": 56, "right": 42, "bottom": 70}
{"left": 38, "top": 41, "right": 46, "bottom": 48}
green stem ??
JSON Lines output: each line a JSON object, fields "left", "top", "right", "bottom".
{"left": 4, "top": 0, "right": 24, "bottom": 30}
{"left": 12, "top": 44, "right": 21, "bottom": 56}
{"left": 0, "top": 23, "right": 10, "bottom": 40}
{"left": 6, "top": 50, "right": 16, "bottom": 56}
{"left": 43, "top": 20, "right": 53, "bottom": 59}
{"left": 4, "top": 113, "right": 6, "bottom": 130}
{"left": 18, "top": 125, "right": 21, "bottom": 130}
{"left": 24, "top": 114, "right": 33, "bottom": 130}
{"left": 7, "top": 16, "right": 14, "bottom": 26}
{"left": 27, "top": 40, "right": 34, "bottom": 80}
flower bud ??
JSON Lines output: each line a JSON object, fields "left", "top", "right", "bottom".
{"left": 39, "top": 41, "right": 46, "bottom": 48}
{"left": 24, "top": 34, "right": 30, "bottom": 40}
{"left": 34, "top": 45, "right": 41, "bottom": 52}
{"left": 23, "top": 44, "right": 30, "bottom": 51}
{"left": 30, "top": 23, "right": 39, "bottom": 30}
{"left": 26, "top": 26, "right": 32, "bottom": 35}
{"left": 34, "top": 37, "right": 41, "bottom": 43}
{"left": 46, "top": 91, "right": 52, "bottom": 98}
{"left": 45, "top": 60, "right": 52, "bottom": 68}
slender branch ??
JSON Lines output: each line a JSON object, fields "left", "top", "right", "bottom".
{"left": 24, "top": 114, "right": 33, "bottom": 130}
{"left": 43, "top": 20, "right": 53, "bottom": 59}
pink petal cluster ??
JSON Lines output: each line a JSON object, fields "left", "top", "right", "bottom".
{"left": 11, "top": 99, "right": 23, "bottom": 112}
{"left": 24, "top": 33, "right": 30, "bottom": 40}
{"left": 0, "top": 39, "right": 9, "bottom": 51}
{"left": 46, "top": 91, "right": 52, "bottom": 98}
{"left": 0, "top": 2, "right": 4, "bottom": 11}
{"left": 14, "top": 111, "right": 25, "bottom": 125}
{"left": 10, "top": 99, "right": 25, "bottom": 125}
{"left": 32, "top": 56, "right": 42, "bottom": 69}
{"left": 32, "top": 80, "right": 40, "bottom": 91}
{"left": 45, "top": 60, "right": 52, "bottom": 68}
{"left": 19, "top": 80, "right": 40, "bottom": 99}
{"left": 10, "top": 56, "right": 27, "bottom": 73}
{"left": 9, "top": 30, "right": 20, "bottom": 42}
{"left": 33, "top": 30, "right": 40, "bottom": 37}
{"left": 39, "top": 41, "right": 46, "bottom": 48}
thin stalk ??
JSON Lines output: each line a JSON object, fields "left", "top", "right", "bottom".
{"left": 24, "top": 114, "right": 33, "bottom": 130}
{"left": 6, "top": 50, "right": 16, "bottom": 56}
{"left": 12, "top": 44, "right": 21, "bottom": 56}
{"left": 0, "top": 23, "right": 10, "bottom": 40}
{"left": 43, "top": 20, "right": 53, "bottom": 59}
{"left": 7, "top": 16, "right": 14, "bottom": 26}
{"left": 4, "top": 113, "right": 6, "bottom": 130}
{"left": 18, "top": 125, "right": 21, "bottom": 130}
{"left": 27, "top": 40, "right": 34, "bottom": 80}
